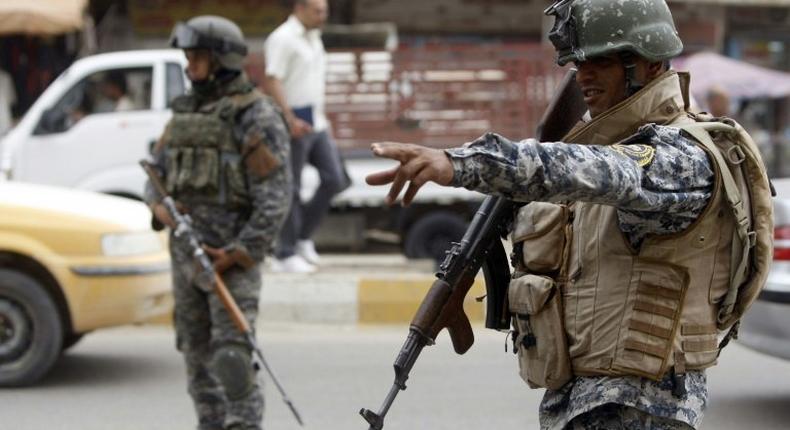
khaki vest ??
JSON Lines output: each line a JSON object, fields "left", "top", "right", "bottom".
{"left": 162, "top": 80, "right": 262, "bottom": 208}
{"left": 511, "top": 71, "right": 732, "bottom": 383}
{"left": 560, "top": 71, "right": 733, "bottom": 380}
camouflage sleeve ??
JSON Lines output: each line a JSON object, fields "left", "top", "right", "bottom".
{"left": 142, "top": 122, "right": 174, "bottom": 232}
{"left": 446, "top": 124, "right": 715, "bottom": 238}
{"left": 228, "top": 99, "right": 292, "bottom": 262}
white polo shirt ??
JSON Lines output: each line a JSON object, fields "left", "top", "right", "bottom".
{"left": 0, "top": 69, "right": 16, "bottom": 136}
{"left": 264, "top": 15, "right": 328, "bottom": 132}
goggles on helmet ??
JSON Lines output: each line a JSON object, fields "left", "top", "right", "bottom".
{"left": 170, "top": 22, "right": 248, "bottom": 56}
{"left": 544, "top": 0, "right": 579, "bottom": 64}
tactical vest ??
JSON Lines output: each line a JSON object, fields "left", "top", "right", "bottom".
{"left": 509, "top": 71, "right": 773, "bottom": 388}
{"left": 162, "top": 80, "right": 262, "bottom": 208}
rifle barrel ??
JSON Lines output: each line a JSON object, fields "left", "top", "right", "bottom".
{"left": 249, "top": 333, "right": 305, "bottom": 426}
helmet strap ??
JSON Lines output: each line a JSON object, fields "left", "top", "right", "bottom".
{"left": 188, "top": 53, "right": 223, "bottom": 94}
{"left": 209, "top": 52, "right": 223, "bottom": 77}
{"left": 191, "top": 68, "right": 240, "bottom": 99}
{"left": 620, "top": 53, "right": 643, "bottom": 96}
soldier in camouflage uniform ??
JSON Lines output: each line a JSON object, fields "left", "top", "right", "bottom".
{"left": 144, "top": 15, "right": 291, "bottom": 430}
{"left": 363, "top": 1, "right": 761, "bottom": 429}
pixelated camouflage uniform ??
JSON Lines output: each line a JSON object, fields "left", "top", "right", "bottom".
{"left": 445, "top": 71, "right": 712, "bottom": 429}
{"left": 144, "top": 74, "right": 291, "bottom": 430}
{"left": 565, "top": 402, "right": 697, "bottom": 430}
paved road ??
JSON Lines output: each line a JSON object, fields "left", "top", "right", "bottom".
{"left": 1, "top": 324, "right": 789, "bottom": 430}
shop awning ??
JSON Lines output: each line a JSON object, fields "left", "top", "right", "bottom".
{"left": 674, "top": 51, "right": 790, "bottom": 100}
{"left": 0, "top": 0, "right": 88, "bottom": 36}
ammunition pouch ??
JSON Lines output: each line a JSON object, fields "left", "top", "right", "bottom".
{"left": 511, "top": 202, "right": 569, "bottom": 274}
{"left": 508, "top": 274, "right": 571, "bottom": 390}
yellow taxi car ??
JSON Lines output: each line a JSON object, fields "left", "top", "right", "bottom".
{"left": 0, "top": 182, "right": 172, "bottom": 386}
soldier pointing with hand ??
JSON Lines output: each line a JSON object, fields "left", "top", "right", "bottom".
{"left": 365, "top": 1, "right": 772, "bottom": 429}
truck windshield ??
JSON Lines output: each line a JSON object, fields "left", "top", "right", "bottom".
{"left": 34, "top": 67, "right": 153, "bottom": 135}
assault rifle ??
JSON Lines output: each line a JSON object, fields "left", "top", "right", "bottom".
{"left": 359, "top": 69, "right": 586, "bottom": 430}
{"left": 140, "top": 160, "right": 304, "bottom": 427}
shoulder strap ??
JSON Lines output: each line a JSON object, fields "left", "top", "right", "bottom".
{"left": 678, "top": 122, "right": 753, "bottom": 323}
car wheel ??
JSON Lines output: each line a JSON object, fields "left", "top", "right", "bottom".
{"left": 0, "top": 269, "right": 64, "bottom": 386}
{"left": 403, "top": 211, "right": 468, "bottom": 264}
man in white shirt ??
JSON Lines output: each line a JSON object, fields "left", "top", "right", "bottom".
{"left": 263, "top": 0, "right": 348, "bottom": 273}
{"left": 0, "top": 67, "right": 16, "bottom": 136}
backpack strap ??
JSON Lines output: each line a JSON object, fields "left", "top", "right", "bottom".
{"left": 678, "top": 122, "right": 753, "bottom": 325}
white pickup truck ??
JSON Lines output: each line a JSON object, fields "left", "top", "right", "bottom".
{"left": 0, "top": 50, "right": 484, "bottom": 262}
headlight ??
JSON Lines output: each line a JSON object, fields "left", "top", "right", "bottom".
{"left": 101, "top": 231, "right": 162, "bottom": 256}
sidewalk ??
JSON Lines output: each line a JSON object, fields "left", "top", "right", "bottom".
{"left": 259, "top": 254, "right": 487, "bottom": 325}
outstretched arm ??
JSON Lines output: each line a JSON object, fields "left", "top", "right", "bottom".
{"left": 366, "top": 125, "right": 713, "bottom": 217}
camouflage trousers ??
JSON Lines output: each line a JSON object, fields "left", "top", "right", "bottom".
{"left": 565, "top": 404, "right": 694, "bottom": 430}
{"left": 171, "top": 241, "right": 264, "bottom": 430}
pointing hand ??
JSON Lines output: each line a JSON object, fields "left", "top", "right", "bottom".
{"left": 365, "top": 142, "right": 454, "bottom": 206}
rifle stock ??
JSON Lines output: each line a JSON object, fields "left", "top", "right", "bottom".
{"left": 360, "top": 68, "right": 586, "bottom": 429}
{"left": 213, "top": 272, "right": 253, "bottom": 333}
{"left": 410, "top": 277, "right": 475, "bottom": 354}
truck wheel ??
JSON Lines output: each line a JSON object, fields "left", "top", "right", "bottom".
{"left": 403, "top": 211, "right": 468, "bottom": 264}
{"left": 0, "top": 269, "right": 64, "bottom": 386}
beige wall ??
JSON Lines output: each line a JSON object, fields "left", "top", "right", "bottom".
{"left": 669, "top": 3, "right": 727, "bottom": 52}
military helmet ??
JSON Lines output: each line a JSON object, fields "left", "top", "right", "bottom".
{"left": 170, "top": 15, "right": 248, "bottom": 71}
{"left": 545, "top": 0, "right": 683, "bottom": 66}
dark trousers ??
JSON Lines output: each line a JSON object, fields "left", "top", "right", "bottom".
{"left": 170, "top": 236, "right": 264, "bottom": 430}
{"left": 275, "top": 130, "right": 346, "bottom": 259}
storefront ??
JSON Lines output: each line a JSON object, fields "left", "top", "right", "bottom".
{"left": 0, "top": 0, "right": 89, "bottom": 118}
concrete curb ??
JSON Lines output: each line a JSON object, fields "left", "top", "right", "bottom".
{"left": 260, "top": 272, "right": 486, "bottom": 324}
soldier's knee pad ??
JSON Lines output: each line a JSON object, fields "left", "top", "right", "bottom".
{"left": 211, "top": 343, "right": 256, "bottom": 400}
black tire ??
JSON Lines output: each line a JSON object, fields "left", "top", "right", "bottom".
{"left": 61, "top": 332, "right": 85, "bottom": 352}
{"left": 403, "top": 211, "right": 468, "bottom": 264}
{"left": 0, "top": 269, "right": 64, "bottom": 386}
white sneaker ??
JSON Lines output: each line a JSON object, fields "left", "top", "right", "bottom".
{"left": 269, "top": 255, "right": 316, "bottom": 273}
{"left": 296, "top": 240, "right": 321, "bottom": 265}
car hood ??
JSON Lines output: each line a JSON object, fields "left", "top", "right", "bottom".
{"left": 0, "top": 182, "right": 151, "bottom": 231}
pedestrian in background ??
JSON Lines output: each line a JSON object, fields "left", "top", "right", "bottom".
{"left": 0, "top": 67, "right": 16, "bottom": 136}
{"left": 263, "top": 0, "right": 349, "bottom": 273}
{"left": 706, "top": 85, "right": 731, "bottom": 117}
{"left": 145, "top": 15, "right": 291, "bottom": 430}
